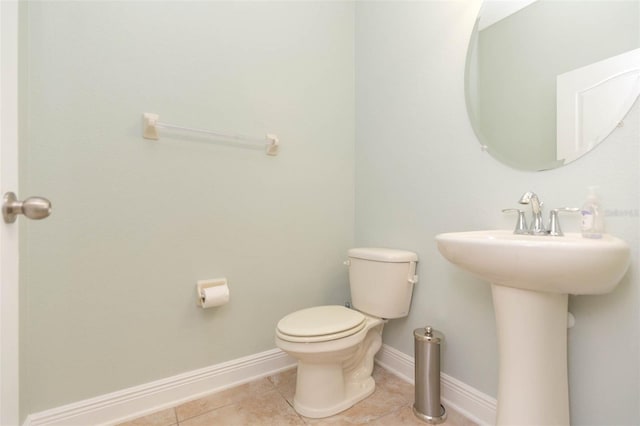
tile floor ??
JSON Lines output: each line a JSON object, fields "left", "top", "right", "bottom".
{"left": 116, "top": 365, "right": 478, "bottom": 426}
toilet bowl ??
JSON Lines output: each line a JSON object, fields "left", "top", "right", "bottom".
{"left": 276, "top": 305, "right": 384, "bottom": 418}
{"left": 275, "top": 248, "right": 418, "bottom": 419}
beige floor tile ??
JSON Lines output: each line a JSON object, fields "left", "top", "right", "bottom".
{"left": 370, "top": 403, "right": 479, "bottom": 426}
{"left": 120, "top": 364, "right": 478, "bottom": 426}
{"left": 372, "top": 366, "right": 414, "bottom": 404}
{"left": 179, "top": 389, "right": 305, "bottom": 426}
{"left": 368, "top": 404, "right": 425, "bottom": 426}
{"left": 115, "top": 407, "right": 177, "bottom": 426}
{"left": 268, "top": 367, "right": 297, "bottom": 404}
{"left": 175, "top": 378, "right": 274, "bottom": 422}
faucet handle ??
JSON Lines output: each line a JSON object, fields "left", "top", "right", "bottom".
{"left": 502, "top": 208, "right": 528, "bottom": 234}
{"left": 549, "top": 207, "right": 580, "bottom": 236}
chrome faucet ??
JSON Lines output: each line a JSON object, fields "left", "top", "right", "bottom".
{"left": 504, "top": 192, "right": 579, "bottom": 236}
{"left": 518, "top": 191, "right": 547, "bottom": 235}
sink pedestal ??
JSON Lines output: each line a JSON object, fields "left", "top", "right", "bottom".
{"left": 492, "top": 284, "right": 570, "bottom": 426}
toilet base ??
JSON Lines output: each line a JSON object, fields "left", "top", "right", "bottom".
{"left": 285, "top": 320, "right": 384, "bottom": 419}
{"left": 294, "top": 375, "right": 375, "bottom": 418}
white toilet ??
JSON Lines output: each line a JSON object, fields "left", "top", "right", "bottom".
{"left": 275, "top": 247, "right": 418, "bottom": 419}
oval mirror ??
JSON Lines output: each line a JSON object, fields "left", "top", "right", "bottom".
{"left": 465, "top": 0, "right": 640, "bottom": 171}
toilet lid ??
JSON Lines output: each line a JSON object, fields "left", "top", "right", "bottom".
{"left": 277, "top": 305, "right": 366, "bottom": 340}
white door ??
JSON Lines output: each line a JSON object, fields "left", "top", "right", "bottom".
{"left": 1, "top": 3, "right": 51, "bottom": 425}
{"left": 0, "top": 1, "right": 21, "bottom": 424}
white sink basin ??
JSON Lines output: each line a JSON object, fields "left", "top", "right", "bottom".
{"left": 436, "top": 229, "right": 630, "bottom": 294}
{"left": 435, "top": 229, "right": 630, "bottom": 425}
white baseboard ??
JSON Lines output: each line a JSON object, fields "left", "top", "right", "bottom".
{"left": 375, "top": 344, "right": 497, "bottom": 426}
{"left": 24, "top": 344, "right": 495, "bottom": 426}
{"left": 24, "top": 348, "right": 296, "bottom": 426}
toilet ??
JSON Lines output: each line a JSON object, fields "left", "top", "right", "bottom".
{"left": 275, "top": 247, "right": 418, "bottom": 419}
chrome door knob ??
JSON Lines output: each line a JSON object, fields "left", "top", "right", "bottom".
{"left": 2, "top": 192, "right": 52, "bottom": 223}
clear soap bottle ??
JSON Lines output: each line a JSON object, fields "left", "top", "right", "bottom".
{"left": 580, "top": 187, "right": 604, "bottom": 239}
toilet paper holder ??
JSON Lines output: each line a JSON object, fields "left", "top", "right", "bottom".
{"left": 196, "top": 278, "right": 229, "bottom": 308}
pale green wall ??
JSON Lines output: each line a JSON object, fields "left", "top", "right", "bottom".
{"left": 20, "top": 1, "right": 354, "bottom": 416}
{"left": 355, "top": 1, "right": 639, "bottom": 425}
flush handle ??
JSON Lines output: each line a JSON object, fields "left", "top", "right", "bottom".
{"left": 2, "top": 192, "right": 52, "bottom": 223}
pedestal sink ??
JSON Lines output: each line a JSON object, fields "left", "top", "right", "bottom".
{"left": 436, "top": 230, "right": 630, "bottom": 426}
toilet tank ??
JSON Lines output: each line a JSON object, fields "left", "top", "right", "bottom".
{"left": 348, "top": 248, "right": 418, "bottom": 319}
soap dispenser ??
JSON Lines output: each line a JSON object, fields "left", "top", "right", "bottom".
{"left": 580, "top": 187, "right": 604, "bottom": 239}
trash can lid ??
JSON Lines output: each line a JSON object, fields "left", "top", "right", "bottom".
{"left": 413, "top": 326, "right": 443, "bottom": 343}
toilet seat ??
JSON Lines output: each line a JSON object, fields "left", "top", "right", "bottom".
{"left": 276, "top": 305, "right": 366, "bottom": 343}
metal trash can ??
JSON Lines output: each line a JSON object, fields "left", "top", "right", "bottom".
{"left": 413, "top": 326, "right": 446, "bottom": 424}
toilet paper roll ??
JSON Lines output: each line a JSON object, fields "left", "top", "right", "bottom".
{"left": 199, "top": 284, "right": 230, "bottom": 308}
